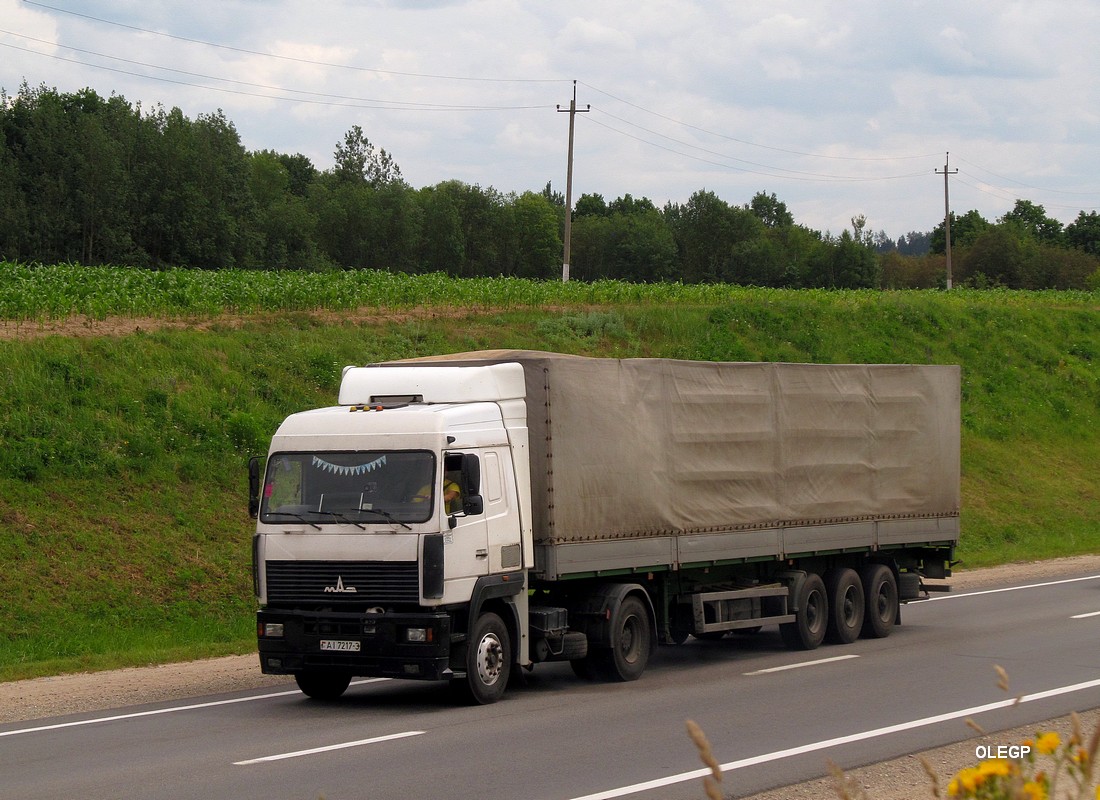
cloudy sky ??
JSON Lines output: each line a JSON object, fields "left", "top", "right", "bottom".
{"left": 3, "top": 0, "right": 1099, "bottom": 240}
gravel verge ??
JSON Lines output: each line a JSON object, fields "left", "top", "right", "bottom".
{"left": 3, "top": 555, "right": 1099, "bottom": 797}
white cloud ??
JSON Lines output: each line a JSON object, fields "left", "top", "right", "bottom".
{"left": 935, "top": 26, "right": 984, "bottom": 71}
{"left": 556, "top": 17, "right": 635, "bottom": 52}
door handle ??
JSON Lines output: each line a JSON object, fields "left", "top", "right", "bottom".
{"left": 475, "top": 549, "right": 488, "bottom": 559}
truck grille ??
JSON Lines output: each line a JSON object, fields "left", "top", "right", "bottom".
{"left": 265, "top": 560, "right": 419, "bottom": 606}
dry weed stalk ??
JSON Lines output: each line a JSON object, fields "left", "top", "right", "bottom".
{"left": 826, "top": 759, "right": 868, "bottom": 800}
{"left": 965, "top": 718, "right": 987, "bottom": 736}
{"left": 685, "top": 719, "right": 723, "bottom": 800}
{"left": 919, "top": 755, "right": 942, "bottom": 799}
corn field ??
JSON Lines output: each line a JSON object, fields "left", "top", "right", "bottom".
{"left": 0, "top": 262, "right": 751, "bottom": 320}
{"left": 2, "top": 262, "right": 1096, "bottom": 323}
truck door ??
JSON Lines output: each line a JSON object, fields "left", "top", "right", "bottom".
{"left": 443, "top": 453, "right": 489, "bottom": 582}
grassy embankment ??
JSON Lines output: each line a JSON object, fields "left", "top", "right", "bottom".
{"left": 0, "top": 264, "right": 1097, "bottom": 681}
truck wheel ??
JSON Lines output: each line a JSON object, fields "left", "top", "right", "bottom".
{"left": 779, "top": 572, "right": 828, "bottom": 651}
{"left": 860, "top": 564, "right": 898, "bottom": 638}
{"left": 462, "top": 612, "right": 511, "bottom": 705}
{"left": 295, "top": 670, "right": 351, "bottom": 700}
{"left": 825, "top": 567, "right": 865, "bottom": 644}
{"left": 593, "top": 595, "right": 652, "bottom": 682}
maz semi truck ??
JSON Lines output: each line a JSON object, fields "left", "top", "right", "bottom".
{"left": 249, "top": 351, "right": 959, "bottom": 704}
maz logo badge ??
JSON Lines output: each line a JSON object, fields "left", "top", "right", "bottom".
{"left": 323, "top": 576, "right": 358, "bottom": 593}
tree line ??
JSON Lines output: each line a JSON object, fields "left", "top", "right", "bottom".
{"left": 2, "top": 83, "right": 1098, "bottom": 289}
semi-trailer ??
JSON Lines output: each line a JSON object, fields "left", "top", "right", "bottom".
{"left": 250, "top": 351, "right": 959, "bottom": 704}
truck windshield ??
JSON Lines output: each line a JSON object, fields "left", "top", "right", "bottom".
{"left": 260, "top": 450, "right": 436, "bottom": 526}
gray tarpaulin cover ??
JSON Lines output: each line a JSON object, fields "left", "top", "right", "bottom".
{"left": 398, "top": 351, "right": 960, "bottom": 545}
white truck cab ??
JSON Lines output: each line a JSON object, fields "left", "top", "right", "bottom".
{"left": 252, "top": 363, "right": 534, "bottom": 703}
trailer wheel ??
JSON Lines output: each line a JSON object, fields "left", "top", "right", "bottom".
{"left": 779, "top": 572, "right": 828, "bottom": 650}
{"left": 825, "top": 567, "right": 865, "bottom": 644}
{"left": 860, "top": 563, "right": 898, "bottom": 639}
{"left": 295, "top": 670, "right": 352, "bottom": 700}
{"left": 460, "top": 612, "right": 511, "bottom": 705}
{"left": 593, "top": 595, "right": 653, "bottom": 682}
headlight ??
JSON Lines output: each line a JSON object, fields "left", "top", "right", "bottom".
{"left": 405, "top": 627, "right": 429, "bottom": 643}
{"left": 262, "top": 622, "right": 285, "bottom": 638}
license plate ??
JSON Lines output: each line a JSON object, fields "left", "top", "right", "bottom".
{"left": 320, "top": 639, "right": 361, "bottom": 652}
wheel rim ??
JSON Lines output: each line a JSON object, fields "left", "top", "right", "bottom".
{"left": 619, "top": 614, "right": 642, "bottom": 664}
{"left": 476, "top": 632, "right": 504, "bottom": 686}
{"left": 874, "top": 582, "right": 895, "bottom": 622}
{"left": 806, "top": 589, "right": 825, "bottom": 633}
{"left": 841, "top": 585, "right": 860, "bottom": 626}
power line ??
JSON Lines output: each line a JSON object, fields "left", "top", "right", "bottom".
{"left": 23, "top": 0, "right": 566, "bottom": 85}
{"left": 954, "top": 173, "right": 1099, "bottom": 214}
{"left": 0, "top": 38, "right": 554, "bottom": 112}
{"left": 580, "top": 80, "right": 940, "bottom": 163}
{"left": 584, "top": 114, "right": 930, "bottom": 184}
{"left": 955, "top": 154, "right": 1100, "bottom": 198}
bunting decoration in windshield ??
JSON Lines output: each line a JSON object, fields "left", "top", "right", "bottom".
{"left": 311, "top": 455, "right": 387, "bottom": 476}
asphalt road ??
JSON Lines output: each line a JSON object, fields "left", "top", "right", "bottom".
{"left": 3, "top": 567, "right": 1099, "bottom": 800}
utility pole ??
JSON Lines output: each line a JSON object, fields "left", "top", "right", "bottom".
{"left": 936, "top": 152, "right": 959, "bottom": 289}
{"left": 557, "top": 80, "right": 589, "bottom": 282}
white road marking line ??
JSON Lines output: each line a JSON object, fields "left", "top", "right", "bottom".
{"left": 0, "top": 678, "right": 390, "bottom": 738}
{"left": 567, "top": 677, "right": 1100, "bottom": 800}
{"left": 920, "top": 574, "right": 1100, "bottom": 602}
{"left": 1071, "top": 610, "right": 1100, "bottom": 619}
{"left": 744, "top": 654, "right": 860, "bottom": 675}
{"left": 233, "top": 730, "right": 424, "bottom": 765}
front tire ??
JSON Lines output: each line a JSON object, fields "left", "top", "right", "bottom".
{"left": 295, "top": 670, "right": 351, "bottom": 700}
{"left": 460, "top": 612, "right": 511, "bottom": 705}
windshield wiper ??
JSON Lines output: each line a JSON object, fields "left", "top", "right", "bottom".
{"left": 314, "top": 509, "right": 367, "bottom": 530}
{"left": 263, "top": 511, "right": 321, "bottom": 530}
{"left": 356, "top": 507, "right": 412, "bottom": 530}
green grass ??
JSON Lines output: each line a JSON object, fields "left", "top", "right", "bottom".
{"left": 0, "top": 266, "right": 1097, "bottom": 680}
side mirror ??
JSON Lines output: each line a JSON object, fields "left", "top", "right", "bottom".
{"left": 459, "top": 453, "right": 481, "bottom": 494}
{"left": 248, "top": 456, "right": 261, "bottom": 518}
{"left": 459, "top": 453, "right": 484, "bottom": 516}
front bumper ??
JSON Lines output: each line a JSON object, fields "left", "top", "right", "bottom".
{"left": 257, "top": 608, "right": 453, "bottom": 681}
